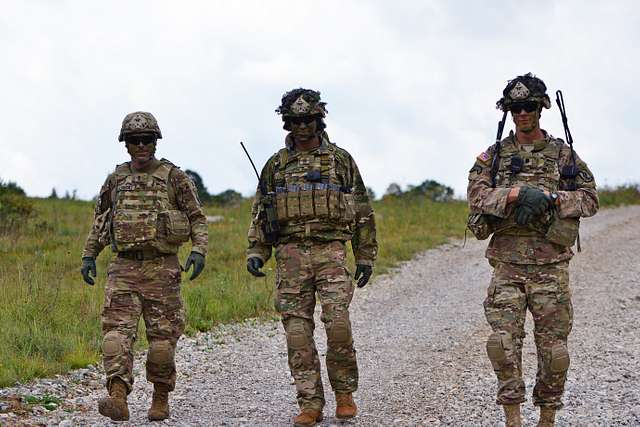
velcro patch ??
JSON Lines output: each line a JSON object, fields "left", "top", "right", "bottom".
{"left": 477, "top": 151, "right": 491, "bottom": 163}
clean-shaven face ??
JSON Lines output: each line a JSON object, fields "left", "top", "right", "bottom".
{"left": 289, "top": 116, "right": 318, "bottom": 142}
{"left": 510, "top": 101, "right": 541, "bottom": 134}
{"left": 125, "top": 134, "right": 157, "bottom": 163}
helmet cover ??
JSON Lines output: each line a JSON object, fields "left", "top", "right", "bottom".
{"left": 118, "top": 111, "right": 163, "bottom": 142}
{"left": 496, "top": 73, "right": 551, "bottom": 111}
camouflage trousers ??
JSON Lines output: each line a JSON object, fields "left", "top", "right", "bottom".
{"left": 101, "top": 254, "right": 185, "bottom": 393}
{"left": 484, "top": 260, "right": 573, "bottom": 409}
{"left": 275, "top": 240, "right": 358, "bottom": 411}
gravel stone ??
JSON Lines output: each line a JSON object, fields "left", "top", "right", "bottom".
{"left": 1, "top": 206, "right": 638, "bottom": 426}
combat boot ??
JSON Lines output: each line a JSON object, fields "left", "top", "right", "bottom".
{"left": 537, "top": 407, "right": 556, "bottom": 427}
{"left": 148, "top": 383, "right": 171, "bottom": 421}
{"left": 293, "top": 409, "right": 323, "bottom": 427}
{"left": 335, "top": 392, "right": 357, "bottom": 419}
{"left": 98, "top": 377, "right": 129, "bottom": 421}
{"left": 503, "top": 404, "right": 522, "bottom": 427}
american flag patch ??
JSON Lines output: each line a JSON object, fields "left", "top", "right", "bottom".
{"left": 477, "top": 151, "right": 491, "bottom": 162}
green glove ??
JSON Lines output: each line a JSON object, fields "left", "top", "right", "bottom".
{"left": 247, "top": 257, "right": 265, "bottom": 277}
{"left": 184, "top": 251, "right": 205, "bottom": 281}
{"left": 354, "top": 264, "right": 373, "bottom": 288}
{"left": 81, "top": 257, "right": 97, "bottom": 286}
{"left": 515, "top": 186, "right": 552, "bottom": 225}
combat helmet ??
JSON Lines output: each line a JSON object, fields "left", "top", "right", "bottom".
{"left": 496, "top": 73, "right": 551, "bottom": 112}
{"left": 276, "top": 88, "right": 327, "bottom": 131}
{"left": 118, "top": 111, "right": 163, "bottom": 142}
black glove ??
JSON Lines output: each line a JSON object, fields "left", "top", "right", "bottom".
{"left": 515, "top": 186, "right": 552, "bottom": 226}
{"left": 354, "top": 264, "right": 373, "bottom": 288}
{"left": 247, "top": 257, "right": 265, "bottom": 277}
{"left": 81, "top": 257, "right": 97, "bottom": 286}
{"left": 184, "top": 251, "right": 205, "bottom": 281}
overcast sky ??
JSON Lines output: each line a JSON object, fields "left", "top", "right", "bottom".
{"left": 1, "top": 1, "right": 637, "bottom": 199}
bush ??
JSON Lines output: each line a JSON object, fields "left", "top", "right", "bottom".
{"left": 209, "top": 189, "right": 243, "bottom": 206}
{"left": 383, "top": 179, "right": 454, "bottom": 202}
{"left": 599, "top": 184, "right": 640, "bottom": 207}
{"left": 0, "top": 179, "right": 26, "bottom": 197}
{"left": 0, "top": 194, "right": 34, "bottom": 234}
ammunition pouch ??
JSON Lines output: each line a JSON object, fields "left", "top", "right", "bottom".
{"left": 160, "top": 210, "right": 190, "bottom": 244}
{"left": 274, "top": 184, "right": 355, "bottom": 226}
{"left": 95, "top": 208, "right": 112, "bottom": 247}
{"left": 545, "top": 210, "right": 579, "bottom": 247}
{"left": 112, "top": 209, "right": 158, "bottom": 249}
{"left": 467, "top": 213, "right": 498, "bottom": 240}
{"left": 258, "top": 192, "right": 280, "bottom": 245}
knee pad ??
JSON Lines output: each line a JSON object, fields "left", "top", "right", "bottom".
{"left": 102, "top": 331, "right": 125, "bottom": 357}
{"left": 550, "top": 342, "right": 570, "bottom": 373}
{"left": 487, "top": 331, "right": 512, "bottom": 370}
{"left": 327, "top": 318, "right": 352, "bottom": 346}
{"left": 148, "top": 340, "right": 174, "bottom": 365}
{"left": 284, "top": 317, "right": 311, "bottom": 350}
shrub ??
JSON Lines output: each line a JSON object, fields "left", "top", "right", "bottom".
{"left": 0, "top": 193, "right": 34, "bottom": 234}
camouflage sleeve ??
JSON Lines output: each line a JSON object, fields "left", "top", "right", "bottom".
{"left": 348, "top": 155, "right": 378, "bottom": 266}
{"left": 246, "top": 158, "right": 276, "bottom": 263}
{"left": 467, "top": 145, "right": 511, "bottom": 217}
{"left": 82, "top": 175, "right": 113, "bottom": 259}
{"left": 171, "top": 169, "right": 209, "bottom": 256}
{"left": 557, "top": 149, "right": 599, "bottom": 218}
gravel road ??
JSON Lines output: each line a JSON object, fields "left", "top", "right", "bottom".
{"left": 2, "top": 206, "right": 639, "bottom": 426}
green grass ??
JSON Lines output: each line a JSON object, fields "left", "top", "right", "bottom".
{"left": 0, "top": 185, "right": 635, "bottom": 387}
{"left": 598, "top": 184, "right": 640, "bottom": 207}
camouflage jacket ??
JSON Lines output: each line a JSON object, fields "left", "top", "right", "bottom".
{"left": 467, "top": 131, "right": 599, "bottom": 264}
{"left": 247, "top": 134, "right": 377, "bottom": 266}
{"left": 82, "top": 158, "right": 208, "bottom": 258}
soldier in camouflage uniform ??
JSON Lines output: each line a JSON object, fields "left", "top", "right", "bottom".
{"left": 246, "top": 89, "right": 377, "bottom": 427}
{"left": 80, "top": 112, "right": 208, "bottom": 422}
{"left": 467, "top": 74, "right": 599, "bottom": 427}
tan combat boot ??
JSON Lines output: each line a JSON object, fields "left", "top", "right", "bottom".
{"left": 335, "top": 392, "right": 357, "bottom": 419}
{"left": 293, "top": 409, "right": 323, "bottom": 427}
{"left": 147, "top": 383, "right": 171, "bottom": 421}
{"left": 98, "top": 377, "right": 129, "bottom": 421}
{"left": 537, "top": 407, "right": 556, "bottom": 427}
{"left": 503, "top": 404, "right": 522, "bottom": 427}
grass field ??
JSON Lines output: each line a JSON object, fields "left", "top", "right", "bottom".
{"left": 0, "top": 185, "right": 637, "bottom": 387}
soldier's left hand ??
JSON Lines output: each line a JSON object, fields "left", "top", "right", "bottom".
{"left": 184, "top": 251, "right": 205, "bottom": 281}
{"left": 354, "top": 264, "right": 373, "bottom": 288}
{"left": 80, "top": 257, "right": 97, "bottom": 286}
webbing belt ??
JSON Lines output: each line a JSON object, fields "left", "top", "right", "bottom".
{"left": 275, "top": 183, "right": 351, "bottom": 193}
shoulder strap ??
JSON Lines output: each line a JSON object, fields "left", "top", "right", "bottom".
{"left": 114, "top": 162, "right": 130, "bottom": 176}
{"left": 277, "top": 148, "right": 289, "bottom": 172}
{"left": 152, "top": 161, "right": 173, "bottom": 183}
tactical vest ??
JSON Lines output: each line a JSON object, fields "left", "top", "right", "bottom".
{"left": 492, "top": 136, "right": 579, "bottom": 246}
{"left": 270, "top": 143, "right": 356, "bottom": 237}
{"left": 110, "top": 160, "right": 190, "bottom": 253}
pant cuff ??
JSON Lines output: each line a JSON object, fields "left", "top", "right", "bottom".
{"left": 496, "top": 397, "right": 526, "bottom": 405}
{"left": 533, "top": 400, "right": 563, "bottom": 409}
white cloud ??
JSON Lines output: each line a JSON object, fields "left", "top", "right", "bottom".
{"left": 0, "top": 0, "right": 637, "bottom": 199}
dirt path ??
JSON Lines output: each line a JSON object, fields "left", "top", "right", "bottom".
{"left": 4, "top": 206, "right": 639, "bottom": 426}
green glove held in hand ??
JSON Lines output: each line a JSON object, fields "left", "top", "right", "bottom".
{"left": 247, "top": 257, "right": 265, "bottom": 277}
{"left": 185, "top": 251, "right": 205, "bottom": 281}
{"left": 81, "top": 257, "right": 97, "bottom": 286}
{"left": 515, "top": 186, "right": 552, "bottom": 226}
{"left": 354, "top": 264, "right": 373, "bottom": 288}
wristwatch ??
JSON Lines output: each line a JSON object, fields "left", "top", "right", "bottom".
{"left": 550, "top": 192, "right": 559, "bottom": 206}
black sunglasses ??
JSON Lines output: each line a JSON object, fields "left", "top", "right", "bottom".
{"left": 125, "top": 135, "right": 157, "bottom": 146}
{"left": 289, "top": 116, "right": 316, "bottom": 126}
{"left": 509, "top": 101, "right": 539, "bottom": 114}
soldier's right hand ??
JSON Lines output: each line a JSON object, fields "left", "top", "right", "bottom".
{"left": 247, "top": 257, "right": 266, "bottom": 277}
{"left": 515, "top": 186, "right": 552, "bottom": 225}
{"left": 81, "top": 257, "right": 97, "bottom": 286}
